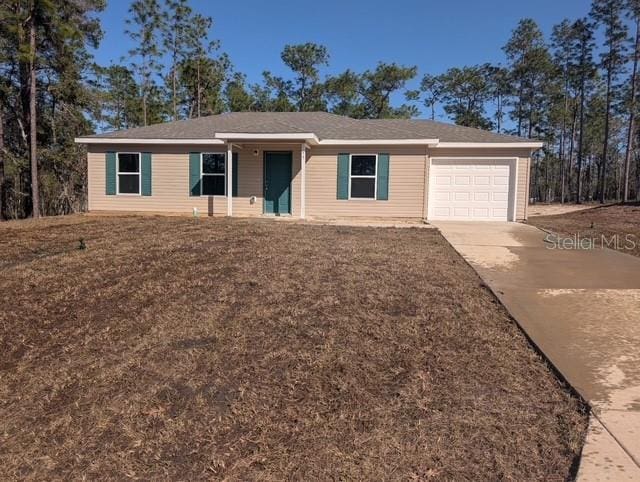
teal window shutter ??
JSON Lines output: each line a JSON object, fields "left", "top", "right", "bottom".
{"left": 106, "top": 152, "right": 116, "bottom": 195}
{"left": 377, "top": 153, "right": 389, "bottom": 200}
{"left": 337, "top": 153, "right": 349, "bottom": 200}
{"left": 141, "top": 152, "right": 152, "bottom": 196}
{"left": 189, "top": 152, "right": 201, "bottom": 196}
{"left": 232, "top": 152, "right": 238, "bottom": 197}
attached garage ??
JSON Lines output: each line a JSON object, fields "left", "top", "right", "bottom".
{"left": 427, "top": 158, "right": 517, "bottom": 221}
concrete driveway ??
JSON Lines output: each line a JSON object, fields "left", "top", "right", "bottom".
{"left": 435, "top": 221, "right": 640, "bottom": 481}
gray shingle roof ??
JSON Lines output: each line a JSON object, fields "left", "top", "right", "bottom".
{"left": 79, "top": 112, "right": 534, "bottom": 143}
{"left": 360, "top": 119, "right": 533, "bottom": 143}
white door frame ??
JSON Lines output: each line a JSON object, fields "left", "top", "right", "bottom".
{"left": 427, "top": 157, "right": 519, "bottom": 222}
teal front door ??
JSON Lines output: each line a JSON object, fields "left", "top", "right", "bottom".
{"left": 264, "top": 151, "right": 292, "bottom": 215}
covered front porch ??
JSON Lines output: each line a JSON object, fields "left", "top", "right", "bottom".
{"left": 192, "top": 141, "right": 308, "bottom": 219}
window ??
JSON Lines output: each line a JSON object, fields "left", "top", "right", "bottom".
{"left": 117, "top": 153, "right": 140, "bottom": 194}
{"left": 349, "top": 154, "right": 377, "bottom": 199}
{"left": 202, "top": 153, "right": 226, "bottom": 196}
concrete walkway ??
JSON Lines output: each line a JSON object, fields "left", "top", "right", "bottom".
{"left": 434, "top": 221, "right": 640, "bottom": 481}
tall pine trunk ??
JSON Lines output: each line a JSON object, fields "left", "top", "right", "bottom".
{"left": 600, "top": 65, "right": 613, "bottom": 204}
{"left": 559, "top": 80, "right": 569, "bottom": 203}
{"left": 29, "top": 10, "right": 40, "bottom": 218}
{"left": 0, "top": 106, "right": 4, "bottom": 220}
{"left": 576, "top": 82, "right": 586, "bottom": 204}
{"left": 624, "top": 17, "right": 639, "bottom": 203}
{"left": 172, "top": 65, "right": 177, "bottom": 120}
{"left": 142, "top": 49, "right": 148, "bottom": 126}
{"left": 197, "top": 57, "right": 201, "bottom": 117}
{"left": 567, "top": 104, "right": 578, "bottom": 201}
{"left": 142, "top": 87, "right": 148, "bottom": 126}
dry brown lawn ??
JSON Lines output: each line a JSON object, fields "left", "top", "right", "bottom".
{"left": 529, "top": 203, "right": 640, "bottom": 258}
{"left": 0, "top": 215, "right": 586, "bottom": 480}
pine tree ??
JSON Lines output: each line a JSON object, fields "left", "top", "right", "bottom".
{"left": 590, "top": 0, "right": 629, "bottom": 202}
{"left": 162, "top": 0, "right": 194, "bottom": 120}
{"left": 279, "top": 43, "right": 329, "bottom": 111}
{"left": 623, "top": 0, "right": 640, "bottom": 201}
{"left": 182, "top": 13, "right": 225, "bottom": 118}
{"left": 485, "top": 66, "right": 511, "bottom": 133}
{"left": 359, "top": 63, "right": 418, "bottom": 118}
{"left": 436, "top": 65, "right": 493, "bottom": 129}
{"left": 325, "top": 70, "right": 366, "bottom": 118}
{"left": 1, "top": 0, "right": 104, "bottom": 218}
{"left": 179, "top": 53, "right": 230, "bottom": 116}
{"left": 570, "top": 19, "right": 597, "bottom": 203}
{"left": 552, "top": 20, "right": 576, "bottom": 202}
{"left": 503, "top": 19, "right": 554, "bottom": 138}
{"left": 94, "top": 65, "right": 142, "bottom": 130}
{"left": 125, "top": 0, "right": 164, "bottom": 126}
{"left": 224, "top": 72, "right": 255, "bottom": 112}
{"left": 420, "top": 74, "right": 444, "bottom": 121}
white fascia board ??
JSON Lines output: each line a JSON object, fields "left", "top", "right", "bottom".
{"left": 435, "top": 141, "right": 543, "bottom": 148}
{"left": 318, "top": 139, "right": 439, "bottom": 146}
{"left": 74, "top": 137, "right": 225, "bottom": 145}
{"left": 214, "top": 132, "right": 320, "bottom": 144}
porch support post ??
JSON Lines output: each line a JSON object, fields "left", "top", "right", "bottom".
{"left": 227, "top": 142, "right": 233, "bottom": 216}
{"left": 300, "top": 144, "right": 306, "bottom": 219}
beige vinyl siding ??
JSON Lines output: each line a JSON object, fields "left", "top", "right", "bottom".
{"left": 306, "top": 146, "right": 427, "bottom": 219}
{"left": 234, "top": 148, "right": 263, "bottom": 217}
{"left": 427, "top": 148, "right": 532, "bottom": 221}
{"left": 87, "top": 143, "right": 532, "bottom": 221}
{"left": 88, "top": 144, "right": 264, "bottom": 216}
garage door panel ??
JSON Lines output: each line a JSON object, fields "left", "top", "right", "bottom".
{"left": 434, "top": 207, "right": 451, "bottom": 217}
{"left": 429, "top": 159, "right": 514, "bottom": 221}
{"left": 434, "top": 192, "right": 450, "bottom": 201}
{"left": 493, "top": 192, "right": 508, "bottom": 201}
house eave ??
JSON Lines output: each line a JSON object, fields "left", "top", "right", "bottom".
{"left": 74, "top": 137, "right": 225, "bottom": 145}
{"left": 318, "top": 139, "right": 439, "bottom": 146}
{"left": 435, "top": 141, "right": 543, "bottom": 149}
{"left": 214, "top": 132, "right": 320, "bottom": 145}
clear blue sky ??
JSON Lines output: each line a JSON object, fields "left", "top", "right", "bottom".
{"left": 94, "top": 0, "right": 597, "bottom": 120}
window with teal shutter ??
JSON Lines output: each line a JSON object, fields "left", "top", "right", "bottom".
{"left": 189, "top": 152, "right": 201, "bottom": 196}
{"left": 337, "top": 153, "right": 349, "bottom": 200}
{"left": 141, "top": 152, "right": 152, "bottom": 196}
{"left": 233, "top": 152, "right": 238, "bottom": 197}
{"left": 105, "top": 152, "right": 116, "bottom": 195}
{"left": 376, "top": 153, "right": 389, "bottom": 200}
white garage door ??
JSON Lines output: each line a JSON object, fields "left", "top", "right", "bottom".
{"left": 428, "top": 159, "right": 515, "bottom": 221}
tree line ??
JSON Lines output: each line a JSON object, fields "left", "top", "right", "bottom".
{"left": 1, "top": 0, "right": 639, "bottom": 219}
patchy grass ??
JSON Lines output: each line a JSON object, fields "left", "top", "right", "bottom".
{"left": 0, "top": 215, "right": 586, "bottom": 480}
{"left": 529, "top": 203, "right": 640, "bottom": 258}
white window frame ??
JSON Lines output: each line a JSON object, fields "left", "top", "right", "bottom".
{"left": 201, "top": 152, "right": 227, "bottom": 196}
{"left": 116, "top": 152, "right": 141, "bottom": 196}
{"left": 348, "top": 153, "right": 378, "bottom": 200}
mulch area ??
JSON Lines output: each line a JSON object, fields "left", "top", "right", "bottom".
{"left": 0, "top": 214, "right": 587, "bottom": 480}
{"left": 529, "top": 203, "right": 640, "bottom": 258}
